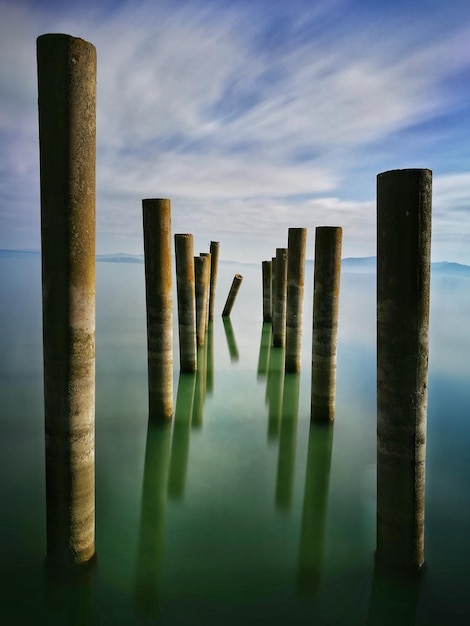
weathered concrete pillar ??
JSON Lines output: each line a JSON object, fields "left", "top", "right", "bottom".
{"left": 311, "top": 227, "right": 342, "bottom": 422}
{"left": 208, "top": 241, "right": 220, "bottom": 321}
{"left": 273, "top": 247, "right": 288, "bottom": 348}
{"left": 200, "top": 252, "right": 211, "bottom": 334}
{"left": 37, "top": 33, "right": 96, "bottom": 569}
{"left": 174, "top": 234, "right": 197, "bottom": 373}
{"left": 222, "top": 274, "right": 243, "bottom": 317}
{"left": 143, "top": 199, "right": 173, "bottom": 421}
{"left": 194, "top": 255, "right": 210, "bottom": 347}
{"left": 271, "top": 256, "right": 276, "bottom": 327}
{"left": 262, "top": 260, "right": 272, "bottom": 323}
{"left": 285, "top": 228, "right": 307, "bottom": 372}
{"left": 376, "top": 168, "right": 432, "bottom": 577}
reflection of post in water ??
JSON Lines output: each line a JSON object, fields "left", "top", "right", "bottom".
{"left": 168, "top": 372, "right": 197, "bottom": 499}
{"left": 257, "top": 322, "right": 272, "bottom": 379}
{"left": 192, "top": 343, "right": 208, "bottom": 429}
{"left": 266, "top": 346, "right": 285, "bottom": 441}
{"left": 276, "top": 372, "right": 301, "bottom": 509}
{"left": 134, "top": 422, "right": 172, "bottom": 620}
{"left": 297, "top": 422, "right": 334, "bottom": 595}
{"left": 206, "top": 320, "right": 214, "bottom": 394}
{"left": 366, "top": 563, "right": 421, "bottom": 626}
{"left": 45, "top": 557, "right": 95, "bottom": 625}
{"left": 223, "top": 316, "right": 239, "bottom": 362}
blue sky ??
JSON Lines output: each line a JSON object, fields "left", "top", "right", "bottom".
{"left": 2, "top": 0, "right": 470, "bottom": 263}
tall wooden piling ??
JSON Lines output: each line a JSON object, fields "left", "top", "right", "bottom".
{"left": 37, "top": 33, "right": 96, "bottom": 568}
{"left": 143, "top": 199, "right": 173, "bottom": 421}
{"left": 262, "top": 260, "right": 272, "bottom": 323}
{"left": 285, "top": 228, "right": 307, "bottom": 372}
{"left": 311, "top": 227, "right": 342, "bottom": 422}
{"left": 175, "top": 234, "right": 197, "bottom": 373}
{"left": 208, "top": 241, "right": 220, "bottom": 321}
{"left": 200, "top": 252, "right": 211, "bottom": 334}
{"left": 376, "top": 168, "right": 432, "bottom": 577}
{"left": 195, "top": 255, "right": 210, "bottom": 347}
{"left": 273, "top": 247, "right": 288, "bottom": 348}
{"left": 271, "top": 256, "right": 276, "bottom": 327}
{"left": 222, "top": 274, "right": 243, "bottom": 317}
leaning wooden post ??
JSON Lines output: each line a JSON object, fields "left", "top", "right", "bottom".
{"left": 311, "top": 227, "right": 342, "bottom": 422}
{"left": 285, "top": 228, "right": 307, "bottom": 372}
{"left": 174, "top": 234, "right": 197, "bottom": 373}
{"left": 143, "top": 199, "right": 173, "bottom": 421}
{"left": 273, "top": 247, "right": 288, "bottom": 348}
{"left": 262, "top": 260, "right": 272, "bottom": 323}
{"left": 377, "top": 168, "right": 432, "bottom": 577}
{"left": 37, "top": 33, "right": 96, "bottom": 568}
{"left": 208, "top": 241, "right": 220, "bottom": 321}
{"left": 222, "top": 274, "right": 243, "bottom": 317}
{"left": 194, "top": 255, "right": 210, "bottom": 347}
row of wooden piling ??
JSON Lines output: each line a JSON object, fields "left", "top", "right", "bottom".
{"left": 37, "top": 32, "right": 432, "bottom": 582}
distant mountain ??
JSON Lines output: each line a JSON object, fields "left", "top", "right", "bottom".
{"left": 341, "top": 256, "right": 376, "bottom": 273}
{"left": 96, "top": 253, "right": 144, "bottom": 264}
{"left": 0, "top": 249, "right": 40, "bottom": 259}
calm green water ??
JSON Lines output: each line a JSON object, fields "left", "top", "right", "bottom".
{"left": 0, "top": 257, "right": 469, "bottom": 625}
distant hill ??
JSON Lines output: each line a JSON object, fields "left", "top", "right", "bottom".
{"left": 1, "top": 250, "right": 470, "bottom": 276}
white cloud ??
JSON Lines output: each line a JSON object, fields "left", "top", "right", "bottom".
{"left": 2, "top": 0, "right": 470, "bottom": 260}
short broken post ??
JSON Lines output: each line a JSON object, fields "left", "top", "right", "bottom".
{"left": 222, "top": 274, "right": 243, "bottom": 317}
{"left": 38, "top": 33, "right": 96, "bottom": 569}
{"left": 175, "top": 234, "right": 197, "bottom": 373}
{"left": 311, "top": 227, "right": 342, "bottom": 422}
{"left": 376, "top": 168, "right": 432, "bottom": 577}
{"left": 195, "top": 255, "right": 210, "bottom": 347}
{"left": 285, "top": 228, "right": 307, "bottom": 372}
{"left": 143, "top": 198, "right": 173, "bottom": 421}
{"left": 262, "top": 260, "right": 272, "bottom": 323}
{"left": 208, "top": 241, "right": 220, "bottom": 321}
{"left": 273, "top": 247, "right": 288, "bottom": 348}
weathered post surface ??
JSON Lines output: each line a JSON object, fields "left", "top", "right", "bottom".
{"left": 311, "top": 227, "right": 342, "bottom": 422}
{"left": 262, "top": 260, "right": 272, "bottom": 323}
{"left": 208, "top": 241, "right": 220, "bottom": 321}
{"left": 37, "top": 33, "right": 96, "bottom": 569}
{"left": 195, "top": 255, "right": 211, "bottom": 347}
{"left": 376, "top": 168, "right": 432, "bottom": 577}
{"left": 285, "top": 228, "right": 307, "bottom": 372}
{"left": 143, "top": 199, "right": 173, "bottom": 421}
{"left": 175, "top": 234, "right": 197, "bottom": 373}
{"left": 200, "top": 252, "right": 211, "bottom": 334}
{"left": 273, "top": 247, "right": 288, "bottom": 348}
{"left": 222, "top": 274, "right": 243, "bottom": 317}
{"left": 271, "top": 256, "right": 276, "bottom": 327}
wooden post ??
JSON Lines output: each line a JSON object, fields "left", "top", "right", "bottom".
{"left": 175, "top": 234, "right": 197, "bottom": 372}
{"left": 37, "top": 33, "right": 96, "bottom": 568}
{"left": 273, "top": 247, "right": 288, "bottom": 348}
{"left": 285, "top": 228, "right": 307, "bottom": 372}
{"left": 222, "top": 274, "right": 243, "bottom": 317}
{"left": 376, "top": 168, "right": 432, "bottom": 577}
{"left": 194, "top": 255, "right": 210, "bottom": 347}
{"left": 311, "top": 227, "right": 342, "bottom": 421}
{"left": 262, "top": 260, "right": 272, "bottom": 323}
{"left": 143, "top": 199, "right": 173, "bottom": 421}
{"left": 208, "top": 241, "right": 220, "bottom": 321}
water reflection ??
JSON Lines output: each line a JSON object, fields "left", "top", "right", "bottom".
{"left": 257, "top": 322, "right": 272, "bottom": 379}
{"left": 296, "top": 422, "right": 334, "bottom": 596}
{"left": 223, "top": 316, "right": 239, "bottom": 361}
{"left": 266, "top": 346, "right": 285, "bottom": 441}
{"left": 206, "top": 320, "right": 214, "bottom": 394}
{"left": 366, "top": 564, "right": 421, "bottom": 626}
{"left": 168, "top": 372, "right": 197, "bottom": 499}
{"left": 276, "top": 372, "right": 300, "bottom": 510}
{"left": 133, "top": 422, "right": 172, "bottom": 619}
{"left": 45, "top": 557, "right": 96, "bottom": 626}
{"left": 193, "top": 343, "right": 208, "bottom": 429}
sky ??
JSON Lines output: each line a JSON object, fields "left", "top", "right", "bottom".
{"left": 1, "top": 0, "right": 470, "bottom": 263}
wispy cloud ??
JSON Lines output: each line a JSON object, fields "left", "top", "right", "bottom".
{"left": 1, "top": 0, "right": 470, "bottom": 260}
